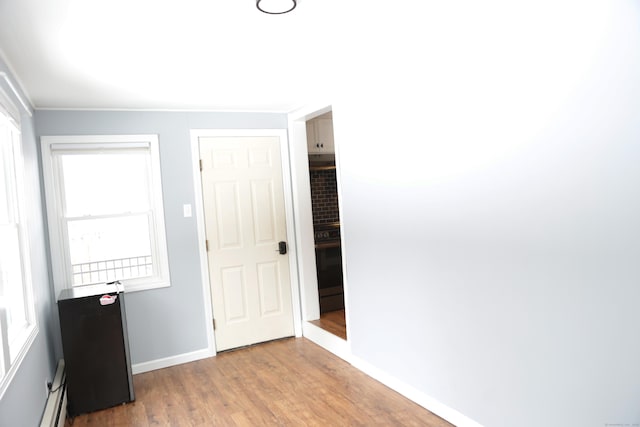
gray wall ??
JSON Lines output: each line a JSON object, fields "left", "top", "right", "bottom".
{"left": 0, "top": 59, "right": 57, "bottom": 427}
{"left": 333, "top": 2, "right": 640, "bottom": 427}
{"left": 34, "top": 110, "right": 288, "bottom": 365}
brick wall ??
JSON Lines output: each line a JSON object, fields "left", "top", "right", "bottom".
{"left": 310, "top": 168, "right": 340, "bottom": 224}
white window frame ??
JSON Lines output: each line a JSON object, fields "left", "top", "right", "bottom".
{"left": 0, "top": 87, "right": 38, "bottom": 400}
{"left": 41, "top": 135, "right": 171, "bottom": 296}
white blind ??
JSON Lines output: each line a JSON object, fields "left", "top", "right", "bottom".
{"left": 49, "top": 142, "right": 151, "bottom": 151}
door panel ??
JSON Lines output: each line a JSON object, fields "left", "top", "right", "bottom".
{"left": 251, "top": 180, "right": 277, "bottom": 244}
{"left": 221, "top": 266, "right": 248, "bottom": 322}
{"left": 200, "top": 136, "right": 294, "bottom": 351}
{"left": 215, "top": 182, "right": 242, "bottom": 249}
{"left": 257, "top": 261, "right": 282, "bottom": 315}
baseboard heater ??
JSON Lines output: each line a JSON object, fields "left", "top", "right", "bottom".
{"left": 40, "top": 360, "right": 67, "bottom": 427}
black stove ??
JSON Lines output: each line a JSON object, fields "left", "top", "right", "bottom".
{"left": 313, "top": 222, "right": 341, "bottom": 244}
{"left": 313, "top": 222, "right": 344, "bottom": 313}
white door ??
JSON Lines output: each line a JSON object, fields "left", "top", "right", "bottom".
{"left": 199, "top": 136, "right": 294, "bottom": 351}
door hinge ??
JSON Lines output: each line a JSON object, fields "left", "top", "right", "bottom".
{"left": 213, "top": 318, "right": 216, "bottom": 330}
{"left": 205, "top": 240, "right": 209, "bottom": 251}
{"left": 199, "top": 159, "right": 203, "bottom": 171}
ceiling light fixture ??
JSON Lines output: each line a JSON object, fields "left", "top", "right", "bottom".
{"left": 256, "top": 0, "right": 297, "bottom": 14}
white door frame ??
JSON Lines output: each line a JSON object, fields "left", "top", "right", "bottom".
{"left": 286, "top": 106, "right": 328, "bottom": 323}
{"left": 190, "top": 129, "right": 302, "bottom": 355}
{"left": 287, "top": 104, "right": 352, "bottom": 361}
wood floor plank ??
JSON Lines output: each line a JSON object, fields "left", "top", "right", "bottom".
{"left": 66, "top": 338, "right": 453, "bottom": 427}
{"left": 308, "top": 309, "right": 347, "bottom": 340}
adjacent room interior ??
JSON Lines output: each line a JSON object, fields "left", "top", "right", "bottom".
{"left": 305, "top": 111, "right": 347, "bottom": 340}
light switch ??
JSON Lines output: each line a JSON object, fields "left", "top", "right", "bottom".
{"left": 183, "top": 204, "right": 192, "bottom": 218}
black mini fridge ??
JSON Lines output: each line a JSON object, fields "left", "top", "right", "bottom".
{"left": 58, "top": 284, "right": 135, "bottom": 417}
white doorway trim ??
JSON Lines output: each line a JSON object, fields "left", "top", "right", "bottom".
{"left": 287, "top": 104, "right": 352, "bottom": 359}
{"left": 190, "top": 129, "right": 303, "bottom": 356}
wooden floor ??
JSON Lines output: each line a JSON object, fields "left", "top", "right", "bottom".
{"left": 66, "top": 338, "right": 452, "bottom": 427}
{"left": 308, "top": 309, "right": 347, "bottom": 340}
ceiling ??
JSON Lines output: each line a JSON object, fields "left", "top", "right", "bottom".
{"left": 5, "top": 1, "right": 624, "bottom": 114}
{"left": 0, "top": 0, "right": 353, "bottom": 112}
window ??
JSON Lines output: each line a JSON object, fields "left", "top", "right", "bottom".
{"left": 0, "top": 88, "right": 37, "bottom": 399}
{"left": 42, "top": 135, "right": 170, "bottom": 294}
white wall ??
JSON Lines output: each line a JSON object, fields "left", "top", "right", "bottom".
{"left": 332, "top": 1, "right": 640, "bottom": 426}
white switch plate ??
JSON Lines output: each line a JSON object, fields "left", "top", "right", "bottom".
{"left": 183, "top": 204, "right": 192, "bottom": 217}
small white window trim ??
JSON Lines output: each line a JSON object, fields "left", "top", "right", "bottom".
{"left": 0, "top": 90, "right": 38, "bottom": 400}
{"left": 0, "top": 86, "right": 19, "bottom": 125}
{"left": 41, "top": 135, "right": 171, "bottom": 296}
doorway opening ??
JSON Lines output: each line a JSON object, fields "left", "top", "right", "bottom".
{"left": 305, "top": 111, "right": 346, "bottom": 340}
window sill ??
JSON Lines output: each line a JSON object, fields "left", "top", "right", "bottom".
{"left": 0, "top": 323, "right": 38, "bottom": 400}
{"left": 124, "top": 279, "right": 171, "bottom": 293}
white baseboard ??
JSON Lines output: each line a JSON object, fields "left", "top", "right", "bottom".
{"left": 302, "top": 321, "right": 481, "bottom": 427}
{"left": 302, "top": 322, "right": 351, "bottom": 362}
{"left": 40, "top": 359, "right": 66, "bottom": 427}
{"left": 131, "top": 347, "right": 214, "bottom": 375}
{"left": 350, "top": 355, "right": 484, "bottom": 427}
